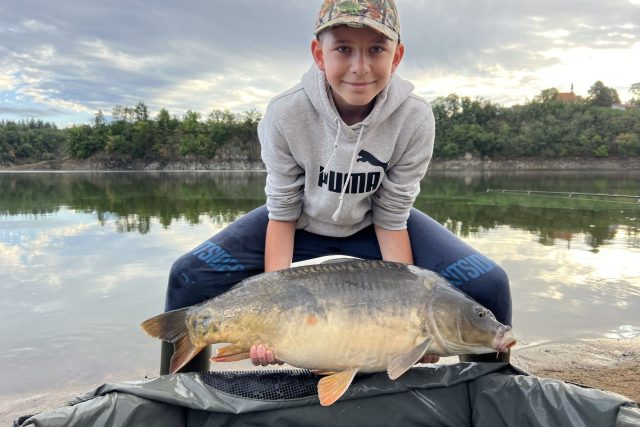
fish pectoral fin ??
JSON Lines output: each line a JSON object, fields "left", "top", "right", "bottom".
{"left": 387, "top": 337, "right": 433, "bottom": 380}
{"left": 210, "top": 344, "right": 250, "bottom": 362}
{"left": 317, "top": 367, "right": 359, "bottom": 406}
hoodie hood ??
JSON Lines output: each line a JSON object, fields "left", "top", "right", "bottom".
{"left": 301, "top": 65, "right": 415, "bottom": 136}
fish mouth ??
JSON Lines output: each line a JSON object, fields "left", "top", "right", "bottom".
{"left": 493, "top": 326, "right": 517, "bottom": 353}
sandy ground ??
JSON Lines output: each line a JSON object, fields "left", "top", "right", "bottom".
{"left": 2, "top": 337, "right": 639, "bottom": 426}
{"left": 511, "top": 337, "right": 640, "bottom": 404}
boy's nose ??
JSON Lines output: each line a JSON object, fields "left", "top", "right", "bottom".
{"left": 350, "top": 52, "right": 371, "bottom": 75}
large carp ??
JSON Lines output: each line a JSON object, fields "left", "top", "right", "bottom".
{"left": 142, "top": 260, "right": 515, "bottom": 406}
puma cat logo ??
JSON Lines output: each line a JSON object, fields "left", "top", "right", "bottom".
{"left": 357, "top": 150, "right": 388, "bottom": 171}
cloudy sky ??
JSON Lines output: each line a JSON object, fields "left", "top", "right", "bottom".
{"left": 1, "top": 0, "right": 639, "bottom": 126}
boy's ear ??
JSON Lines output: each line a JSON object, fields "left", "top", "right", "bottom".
{"left": 311, "top": 39, "right": 325, "bottom": 71}
{"left": 391, "top": 42, "right": 405, "bottom": 73}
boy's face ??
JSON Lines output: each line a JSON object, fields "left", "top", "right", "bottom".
{"left": 311, "top": 26, "right": 404, "bottom": 114}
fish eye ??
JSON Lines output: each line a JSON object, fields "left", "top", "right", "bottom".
{"left": 474, "top": 306, "right": 487, "bottom": 318}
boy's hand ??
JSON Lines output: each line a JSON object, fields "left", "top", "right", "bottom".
{"left": 250, "top": 344, "right": 284, "bottom": 366}
{"left": 418, "top": 354, "right": 440, "bottom": 364}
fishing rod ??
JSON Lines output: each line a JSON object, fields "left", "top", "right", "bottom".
{"left": 486, "top": 189, "right": 640, "bottom": 204}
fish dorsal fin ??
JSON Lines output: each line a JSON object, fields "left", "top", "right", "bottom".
{"left": 387, "top": 337, "right": 433, "bottom": 380}
{"left": 210, "top": 344, "right": 250, "bottom": 362}
{"left": 317, "top": 367, "right": 359, "bottom": 406}
{"left": 320, "top": 257, "right": 360, "bottom": 265}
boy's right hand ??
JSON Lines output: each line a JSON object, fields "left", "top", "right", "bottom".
{"left": 250, "top": 344, "right": 284, "bottom": 366}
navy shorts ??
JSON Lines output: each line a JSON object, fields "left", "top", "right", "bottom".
{"left": 165, "top": 206, "right": 512, "bottom": 326}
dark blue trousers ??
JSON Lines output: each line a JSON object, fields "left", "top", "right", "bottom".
{"left": 165, "top": 206, "right": 512, "bottom": 326}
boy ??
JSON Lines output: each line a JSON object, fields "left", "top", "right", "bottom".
{"left": 160, "top": 0, "right": 512, "bottom": 374}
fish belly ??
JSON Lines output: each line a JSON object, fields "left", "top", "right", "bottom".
{"left": 270, "top": 312, "right": 423, "bottom": 372}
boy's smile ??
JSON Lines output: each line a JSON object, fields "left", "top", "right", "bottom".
{"left": 312, "top": 26, "right": 404, "bottom": 123}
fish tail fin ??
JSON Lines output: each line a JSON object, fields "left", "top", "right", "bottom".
{"left": 141, "top": 308, "right": 204, "bottom": 374}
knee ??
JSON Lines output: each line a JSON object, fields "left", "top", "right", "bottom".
{"left": 490, "top": 266, "right": 511, "bottom": 299}
{"left": 484, "top": 266, "right": 512, "bottom": 327}
{"left": 459, "top": 265, "right": 512, "bottom": 327}
{"left": 168, "top": 253, "right": 193, "bottom": 287}
{"left": 165, "top": 248, "right": 252, "bottom": 311}
{"left": 165, "top": 253, "right": 199, "bottom": 311}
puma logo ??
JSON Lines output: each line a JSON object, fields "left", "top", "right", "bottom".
{"left": 357, "top": 150, "right": 388, "bottom": 171}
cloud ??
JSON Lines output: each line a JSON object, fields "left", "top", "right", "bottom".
{"left": 20, "top": 19, "right": 59, "bottom": 34}
{"left": 0, "top": 66, "right": 19, "bottom": 91}
{"left": 0, "top": 105, "right": 67, "bottom": 118}
{"left": 1, "top": 0, "right": 639, "bottom": 126}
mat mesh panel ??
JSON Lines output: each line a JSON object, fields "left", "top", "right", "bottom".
{"left": 198, "top": 370, "right": 372, "bottom": 401}
{"left": 199, "top": 370, "right": 319, "bottom": 400}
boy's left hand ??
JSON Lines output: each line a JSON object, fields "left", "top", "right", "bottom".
{"left": 250, "top": 344, "right": 284, "bottom": 366}
{"left": 418, "top": 354, "right": 440, "bottom": 364}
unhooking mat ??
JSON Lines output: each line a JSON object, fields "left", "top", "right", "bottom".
{"left": 14, "top": 363, "right": 640, "bottom": 427}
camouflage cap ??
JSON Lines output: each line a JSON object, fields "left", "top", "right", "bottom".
{"left": 314, "top": 0, "right": 400, "bottom": 42}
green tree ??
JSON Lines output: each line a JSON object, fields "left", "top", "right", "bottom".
{"left": 154, "top": 108, "right": 178, "bottom": 157}
{"left": 533, "top": 88, "right": 560, "bottom": 104}
{"left": 587, "top": 81, "right": 621, "bottom": 107}
{"left": 630, "top": 82, "right": 640, "bottom": 106}
{"left": 613, "top": 132, "right": 640, "bottom": 157}
{"left": 66, "top": 125, "right": 103, "bottom": 158}
{"left": 94, "top": 110, "right": 106, "bottom": 127}
{"left": 178, "top": 111, "right": 207, "bottom": 157}
{"left": 134, "top": 101, "right": 149, "bottom": 122}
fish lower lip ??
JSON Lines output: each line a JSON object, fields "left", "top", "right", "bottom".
{"left": 497, "top": 339, "right": 517, "bottom": 353}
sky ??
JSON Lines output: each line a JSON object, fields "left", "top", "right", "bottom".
{"left": 1, "top": 0, "right": 639, "bottom": 127}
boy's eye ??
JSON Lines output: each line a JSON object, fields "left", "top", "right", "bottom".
{"left": 336, "top": 46, "right": 350, "bottom": 53}
{"left": 370, "top": 46, "right": 385, "bottom": 54}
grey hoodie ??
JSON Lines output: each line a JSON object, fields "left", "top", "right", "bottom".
{"left": 259, "top": 65, "right": 435, "bottom": 238}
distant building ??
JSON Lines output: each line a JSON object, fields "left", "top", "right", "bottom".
{"left": 611, "top": 103, "right": 639, "bottom": 111}
{"left": 556, "top": 92, "right": 578, "bottom": 103}
{"left": 555, "top": 83, "right": 579, "bottom": 103}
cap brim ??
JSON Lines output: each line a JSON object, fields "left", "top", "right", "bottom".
{"left": 315, "top": 16, "right": 399, "bottom": 42}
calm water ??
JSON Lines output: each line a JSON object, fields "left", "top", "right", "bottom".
{"left": 1, "top": 170, "right": 639, "bottom": 396}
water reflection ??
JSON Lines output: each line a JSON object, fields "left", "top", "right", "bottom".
{"left": 0, "top": 172, "right": 265, "bottom": 233}
{"left": 0, "top": 171, "right": 638, "bottom": 396}
{"left": 1, "top": 171, "right": 638, "bottom": 247}
{"left": 416, "top": 170, "right": 640, "bottom": 249}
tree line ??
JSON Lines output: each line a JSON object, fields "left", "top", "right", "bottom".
{"left": 1, "top": 80, "right": 639, "bottom": 165}
{"left": 432, "top": 82, "right": 640, "bottom": 159}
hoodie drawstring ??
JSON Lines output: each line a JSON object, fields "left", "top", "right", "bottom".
{"left": 332, "top": 125, "right": 365, "bottom": 222}
{"left": 322, "top": 120, "right": 342, "bottom": 178}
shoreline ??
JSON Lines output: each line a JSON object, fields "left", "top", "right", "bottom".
{"left": 2, "top": 157, "right": 640, "bottom": 172}
{"left": 2, "top": 336, "right": 638, "bottom": 425}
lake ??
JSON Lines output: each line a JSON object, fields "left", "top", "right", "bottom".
{"left": 1, "top": 170, "right": 639, "bottom": 397}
